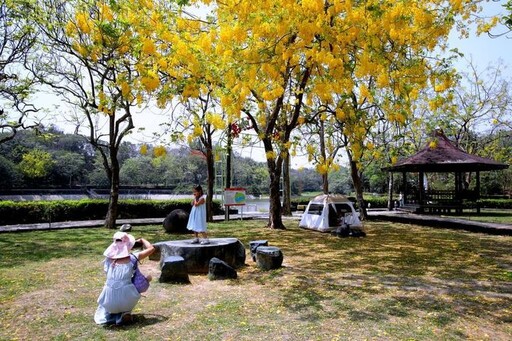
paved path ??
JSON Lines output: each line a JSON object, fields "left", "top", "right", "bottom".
{"left": 367, "top": 210, "right": 512, "bottom": 236}
{"left": 0, "top": 213, "right": 301, "bottom": 233}
{"left": 1, "top": 210, "right": 510, "bottom": 235}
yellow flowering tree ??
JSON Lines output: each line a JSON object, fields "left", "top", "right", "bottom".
{"left": 208, "top": 0, "right": 479, "bottom": 228}
{"left": 29, "top": 0, "right": 182, "bottom": 228}
{"left": 298, "top": 108, "right": 344, "bottom": 194}
{"left": 165, "top": 87, "right": 228, "bottom": 222}
{"left": 125, "top": 2, "right": 229, "bottom": 221}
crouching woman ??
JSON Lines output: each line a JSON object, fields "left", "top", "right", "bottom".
{"left": 94, "top": 232, "right": 155, "bottom": 325}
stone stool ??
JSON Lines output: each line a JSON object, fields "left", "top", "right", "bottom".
{"left": 159, "top": 255, "right": 190, "bottom": 284}
{"left": 208, "top": 257, "right": 237, "bottom": 280}
{"left": 255, "top": 246, "right": 283, "bottom": 270}
{"left": 249, "top": 240, "right": 268, "bottom": 262}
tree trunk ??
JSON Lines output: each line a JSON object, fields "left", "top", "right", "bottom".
{"left": 322, "top": 174, "right": 329, "bottom": 194}
{"left": 319, "top": 119, "right": 329, "bottom": 194}
{"left": 104, "top": 157, "right": 120, "bottom": 229}
{"left": 263, "top": 139, "right": 285, "bottom": 229}
{"left": 225, "top": 125, "right": 232, "bottom": 221}
{"left": 282, "top": 151, "right": 292, "bottom": 216}
{"left": 387, "top": 172, "right": 394, "bottom": 211}
{"left": 206, "top": 146, "right": 215, "bottom": 222}
{"left": 268, "top": 168, "right": 285, "bottom": 229}
{"left": 349, "top": 159, "right": 367, "bottom": 220}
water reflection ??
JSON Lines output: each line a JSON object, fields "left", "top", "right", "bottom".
{"left": 0, "top": 193, "right": 271, "bottom": 212}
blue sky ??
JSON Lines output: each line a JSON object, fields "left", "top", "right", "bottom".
{"left": 26, "top": 1, "right": 512, "bottom": 167}
{"left": 448, "top": 0, "right": 511, "bottom": 71}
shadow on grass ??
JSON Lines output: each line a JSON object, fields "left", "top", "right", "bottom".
{"left": 2, "top": 219, "right": 511, "bottom": 338}
{"left": 104, "top": 313, "right": 169, "bottom": 330}
{"left": 276, "top": 263, "right": 512, "bottom": 326}
{"left": 227, "top": 220, "right": 512, "bottom": 328}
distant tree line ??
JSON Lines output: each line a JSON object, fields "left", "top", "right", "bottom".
{"left": 1, "top": 126, "right": 510, "bottom": 198}
{"left": 0, "top": 126, "right": 359, "bottom": 195}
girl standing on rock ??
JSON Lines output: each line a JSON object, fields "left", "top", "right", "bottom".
{"left": 187, "top": 185, "right": 209, "bottom": 245}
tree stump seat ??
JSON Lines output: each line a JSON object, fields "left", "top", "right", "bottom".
{"left": 249, "top": 240, "right": 268, "bottom": 262}
{"left": 159, "top": 255, "right": 190, "bottom": 284}
{"left": 256, "top": 246, "right": 283, "bottom": 270}
{"left": 153, "top": 238, "right": 246, "bottom": 274}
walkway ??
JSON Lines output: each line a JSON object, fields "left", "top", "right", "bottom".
{"left": 0, "top": 213, "right": 301, "bottom": 233}
{"left": 1, "top": 210, "right": 510, "bottom": 235}
{"left": 367, "top": 209, "right": 512, "bottom": 236}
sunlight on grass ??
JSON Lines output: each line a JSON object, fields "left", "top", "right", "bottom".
{"left": 0, "top": 219, "right": 511, "bottom": 340}
{"left": 441, "top": 208, "right": 512, "bottom": 224}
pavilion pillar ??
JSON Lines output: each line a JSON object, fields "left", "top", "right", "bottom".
{"left": 387, "top": 172, "right": 394, "bottom": 211}
{"left": 402, "top": 172, "right": 407, "bottom": 205}
{"left": 418, "top": 171, "right": 425, "bottom": 211}
{"left": 455, "top": 172, "right": 462, "bottom": 200}
{"left": 476, "top": 171, "right": 481, "bottom": 213}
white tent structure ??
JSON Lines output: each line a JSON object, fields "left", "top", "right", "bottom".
{"left": 299, "top": 194, "right": 362, "bottom": 232}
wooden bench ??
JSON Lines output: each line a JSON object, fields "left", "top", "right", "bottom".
{"left": 296, "top": 204, "right": 307, "bottom": 212}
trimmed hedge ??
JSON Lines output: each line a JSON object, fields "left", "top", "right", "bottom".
{"left": 1, "top": 197, "right": 510, "bottom": 225}
{"left": 479, "top": 199, "right": 512, "bottom": 209}
{"left": 292, "top": 196, "right": 512, "bottom": 210}
{"left": 0, "top": 199, "right": 223, "bottom": 225}
{"left": 363, "top": 196, "right": 389, "bottom": 209}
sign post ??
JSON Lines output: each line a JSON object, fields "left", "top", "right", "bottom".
{"left": 223, "top": 187, "right": 246, "bottom": 221}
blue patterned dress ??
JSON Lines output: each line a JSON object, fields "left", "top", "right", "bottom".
{"left": 94, "top": 255, "right": 141, "bottom": 325}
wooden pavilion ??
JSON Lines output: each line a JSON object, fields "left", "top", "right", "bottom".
{"left": 383, "top": 129, "right": 509, "bottom": 214}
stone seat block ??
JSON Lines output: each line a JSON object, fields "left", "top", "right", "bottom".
{"left": 208, "top": 257, "right": 237, "bottom": 280}
{"left": 256, "top": 246, "right": 283, "bottom": 271}
{"left": 249, "top": 240, "right": 268, "bottom": 262}
{"left": 159, "top": 255, "right": 190, "bottom": 284}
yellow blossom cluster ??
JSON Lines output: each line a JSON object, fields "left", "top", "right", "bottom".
{"left": 140, "top": 144, "right": 148, "bottom": 155}
{"left": 206, "top": 113, "right": 226, "bottom": 130}
{"left": 60, "top": 0, "right": 481, "bottom": 179}
{"left": 315, "top": 157, "right": 340, "bottom": 175}
{"left": 152, "top": 145, "right": 166, "bottom": 158}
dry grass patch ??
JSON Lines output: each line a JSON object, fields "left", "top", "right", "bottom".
{"left": 0, "top": 219, "right": 511, "bottom": 340}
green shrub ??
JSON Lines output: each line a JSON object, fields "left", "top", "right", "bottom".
{"left": 0, "top": 199, "right": 222, "bottom": 225}
{"left": 479, "top": 199, "right": 512, "bottom": 209}
{"left": 364, "top": 196, "right": 389, "bottom": 208}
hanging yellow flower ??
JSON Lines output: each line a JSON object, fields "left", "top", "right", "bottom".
{"left": 140, "top": 144, "right": 148, "bottom": 155}
{"left": 75, "top": 12, "right": 92, "bottom": 34}
{"left": 141, "top": 71, "right": 159, "bottom": 92}
{"left": 142, "top": 38, "right": 157, "bottom": 56}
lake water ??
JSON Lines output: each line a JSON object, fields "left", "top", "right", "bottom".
{"left": 0, "top": 193, "right": 271, "bottom": 212}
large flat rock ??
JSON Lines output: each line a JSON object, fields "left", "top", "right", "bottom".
{"left": 153, "top": 238, "right": 246, "bottom": 274}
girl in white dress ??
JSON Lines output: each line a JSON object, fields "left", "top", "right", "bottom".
{"left": 94, "top": 232, "right": 154, "bottom": 325}
{"left": 186, "top": 185, "right": 209, "bottom": 244}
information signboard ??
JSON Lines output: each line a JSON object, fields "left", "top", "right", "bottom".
{"left": 224, "top": 188, "right": 246, "bottom": 206}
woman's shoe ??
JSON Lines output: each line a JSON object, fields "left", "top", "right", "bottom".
{"left": 120, "top": 313, "right": 134, "bottom": 325}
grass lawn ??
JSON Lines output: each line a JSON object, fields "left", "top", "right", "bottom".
{"left": 441, "top": 208, "right": 512, "bottom": 224}
{"left": 0, "top": 219, "right": 511, "bottom": 340}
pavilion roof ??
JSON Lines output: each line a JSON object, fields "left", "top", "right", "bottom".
{"left": 384, "top": 130, "right": 509, "bottom": 173}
